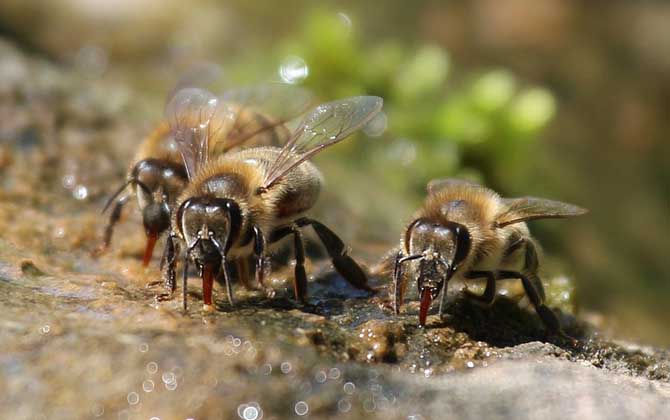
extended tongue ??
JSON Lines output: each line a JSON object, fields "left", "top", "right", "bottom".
{"left": 419, "top": 288, "right": 433, "bottom": 327}
{"left": 142, "top": 232, "right": 158, "bottom": 267}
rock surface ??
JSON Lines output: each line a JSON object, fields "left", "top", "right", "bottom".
{"left": 1, "top": 38, "right": 669, "bottom": 419}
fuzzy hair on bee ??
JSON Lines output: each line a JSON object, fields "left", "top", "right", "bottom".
{"left": 97, "top": 83, "right": 313, "bottom": 268}
{"left": 388, "top": 178, "right": 587, "bottom": 338}
{"left": 158, "top": 90, "right": 383, "bottom": 310}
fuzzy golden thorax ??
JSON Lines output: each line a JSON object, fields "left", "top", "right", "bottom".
{"left": 172, "top": 147, "right": 322, "bottom": 257}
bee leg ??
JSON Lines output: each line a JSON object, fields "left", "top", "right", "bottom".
{"left": 292, "top": 227, "right": 308, "bottom": 302}
{"left": 252, "top": 226, "right": 273, "bottom": 297}
{"left": 223, "top": 259, "right": 235, "bottom": 306}
{"left": 95, "top": 196, "right": 128, "bottom": 255}
{"left": 268, "top": 225, "right": 307, "bottom": 301}
{"left": 156, "top": 233, "right": 178, "bottom": 301}
{"left": 393, "top": 252, "right": 423, "bottom": 315}
{"left": 182, "top": 256, "right": 189, "bottom": 311}
{"left": 523, "top": 238, "right": 546, "bottom": 301}
{"left": 462, "top": 271, "right": 497, "bottom": 305}
{"left": 524, "top": 239, "right": 576, "bottom": 343}
{"left": 234, "top": 258, "right": 254, "bottom": 290}
{"left": 497, "top": 269, "right": 568, "bottom": 340}
{"left": 393, "top": 251, "right": 405, "bottom": 315}
{"left": 295, "top": 217, "right": 373, "bottom": 293}
{"left": 438, "top": 283, "right": 449, "bottom": 319}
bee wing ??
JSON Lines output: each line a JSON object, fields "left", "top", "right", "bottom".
{"left": 165, "top": 63, "right": 223, "bottom": 108}
{"left": 427, "top": 178, "right": 487, "bottom": 195}
{"left": 219, "top": 83, "right": 314, "bottom": 149}
{"left": 165, "top": 87, "right": 233, "bottom": 179}
{"left": 261, "top": 96, "right": 383, "bottom": 189}
{"left": 496, "top": 197, "right": 588, "bottom": 228}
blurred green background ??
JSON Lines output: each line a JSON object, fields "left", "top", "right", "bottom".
{"left": 1, "top": 0, "right": 668, "bottom": 345}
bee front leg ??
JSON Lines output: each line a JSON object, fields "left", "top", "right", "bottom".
{"left": 252, "top": 226, "right": 273, "bottom": 297}
{"left": 292, "top": 228, "right": 309, "bottom": 302}
{"left": 393, "top": 251, "right": 405, "bottom": 315}
{"left": 269, "top": 225, "right": 308, "bottom": 302}
{"left": 156, "top": 233, "right": 178, "bottom": 301}
{"left": 221, "top": 257, "right": 235, "bottom": 307}
{"left": 392, "top": 253, "right": 424, "bottom": 315}
{"left": 295, "top": 217, "right": 373, "bottom": 293}
{"left": 94, "top": 196, "right": 128, "bottom": 255}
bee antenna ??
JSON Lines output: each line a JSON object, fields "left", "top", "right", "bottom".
{"left": 133, "top": 179, "right": 153, "bottom": 198}
{"left": 445, "top": 222, "right": 471, "bottom": 274}
{"left": 212, "top": 198, "right": 242, "bottom": 254}
{"left": 102, "top": 180, "right": 132, "bottom": 214}
{"left": 175, "top": 198, "right": 192, "bottom": 236}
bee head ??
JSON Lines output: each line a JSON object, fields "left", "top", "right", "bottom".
{"left": 176, "top": 196, "right": 242, "bottom": 266}
{"left": 407, "top": 219, "right": 471, "bottom": 326}
{"left": 131, "top": 158, "right": 187, "bottom": 210}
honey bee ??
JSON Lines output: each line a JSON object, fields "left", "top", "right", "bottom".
{"left": 390, "top": 178, "right": 587, "bottom": 336}
{"left": 98, "top": 84, "right": 313, "bottom": 267}
{"left": 158, "top": 88, "right": 383, "bottom": 309}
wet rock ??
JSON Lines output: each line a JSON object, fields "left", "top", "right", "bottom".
{"left": 0, "top": 36, "right": 669, "bottom": 419}
{"left": 349, "top": 319, "right": 407, "bottom": 363}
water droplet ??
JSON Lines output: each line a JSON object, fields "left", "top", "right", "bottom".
{"left": 337, "top": 12, "right": 352, "bottom": 30}
{"left": 150, "top": 417, "right": 160, "bottom": 420}
{"left": 262, "top": 363, "right": 272, "bottom": 375}
{"left": 165, "top": 381, "right": 178, "bottom": 391}
{"left": 238, "top": 402, "right": 263, "bottom": 420}
{"left": 138, "top": 343, "right": 149, "bottom": 353}
{"left": 142, "top": 380, "right": 155, "bottom": 393}
{"left": 40, "top": 325, "right": 50, "bottom": 334}
{"left": 279, "top": 56, "right": 309, "bottom": 84}
{"left": 62, "top": 174, "right": 76, "bottom": 189}
{"left": 466, "top": 361, "right": 475, "bottom": 369}
{"left": 242, "top": 406, "right": 259, "bottom": 420}
{"left": 363, "top": 111, "right": 387, "bottom": 137}
{"left": 232, "top": 337, "right": 242, "bottom": 347}
{"left": 73, "top": 185, "right": 88, "bottom": 200}
{"left": 343, "top": 382, "right": 355, "bottom": 394}
{"left": 280, "top": 362, "right": 292, "bottom": 374}
{"left": 91, "top": 404, "right": 105, "bottom": 417}
{"left": 328, "top": 367, "right": 341, "bottom": 380}
{"left": 315, "top": 370, "right": 327, "bottom": 383}
{"left": 337, "top": 399, "right": 351, "bottom": 413}
{"left": 52, "top": 226, "right": 66, "bottom": 239}
{"left": 294, "top": 401, "right": 309, "bottom": 416}
{"left": 146, "top": 362, "right": 158, "bottom": 374}
{"left": 127, "top": 392, "right": 140, "bottom": 405}
{"left": 162, "top": 372, "right": 176, "bottom": 385}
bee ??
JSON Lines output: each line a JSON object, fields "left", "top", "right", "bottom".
{"left": 390, "top": 178, "right": 587, "bottom": 335}
{"left": 159, "top": 88, "right": 383, "bottom": 309}
{"left": 98, "top": 84, "right": 313, "bottom": 267}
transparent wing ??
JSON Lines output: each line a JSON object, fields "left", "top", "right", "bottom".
{"left": 496, "top": 197, "right": 588, "bottom": 227}
{"left": 165, "top": 63, "right": 224, "bottom": 109}
{"left": 165, "top": 87, "right": 230, "bottom": 179}
{"left": 219, "top": 83, "right": 313, "bottom": 149}
{"left": 427, "top": 178, "right": 487, "bottom": 195}
{"left": 261, "top": 96, "right": 383, "bottom": 189}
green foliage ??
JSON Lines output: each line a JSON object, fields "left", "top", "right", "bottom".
{"left": 271, "top": 9, "right": 556, "bottom": 198}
